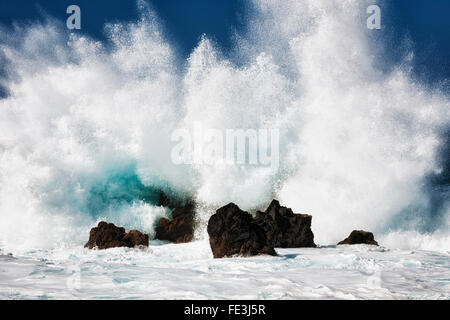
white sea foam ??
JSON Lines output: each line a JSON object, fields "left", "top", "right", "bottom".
{"left": 0, "top": 242, "right": 448, "bottom": 299}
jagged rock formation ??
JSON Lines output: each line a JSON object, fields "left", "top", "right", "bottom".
{"left": 254, "top": 200, "right": 316, "bottom": 248}
{"left": 207, "top": 203, "right": 276, "bottom": 258}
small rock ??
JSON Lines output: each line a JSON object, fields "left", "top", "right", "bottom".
{"left": 122, "top": 230, "right": 149, "bottom": 247}
{"left": 84, "top": 221, "right": 149, "bottom": 249}
{"left": 338, "top": 230, "right": 378, "bottom": 246}
{"left": 155, "top": 203, "right": 195, "bottom": 243}
{"left": 207, "top": 203, "right": 276, "bottom": 258}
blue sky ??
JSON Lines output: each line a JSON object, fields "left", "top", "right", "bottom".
{"left": 0, "top": 0, "right": 245, "bottom": 56}
{"left": 0, "top": 0, "right": 449, "bottom": 84}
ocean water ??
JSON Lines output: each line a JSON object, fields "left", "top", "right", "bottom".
{"left": 0, "top": 242, "right": 448, "bottom": 300}
{"left": 0, "top": 0, "right": 449, "bottom": 299}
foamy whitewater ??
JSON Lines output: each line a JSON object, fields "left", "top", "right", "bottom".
{"left": 0, "top": 0, "right": 448, "bottom": 299}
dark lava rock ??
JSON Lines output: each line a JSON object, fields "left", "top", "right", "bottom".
{"left": 155, "top": 203, "right": 195, "bottom": 243}
{"left": 84, "top": 221, "right": 149, "bottom": 249}
{"left": 207, "top": 203, "right": 276, "bottom": 258}
{"left": 254, "top": 200, "right": 316, "bottom": 248}
{"left": 338, "top": 230, "right": 379, "bottom": 246}
{"left": 122, "top": 230, "right": 149, "bottom": 247}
